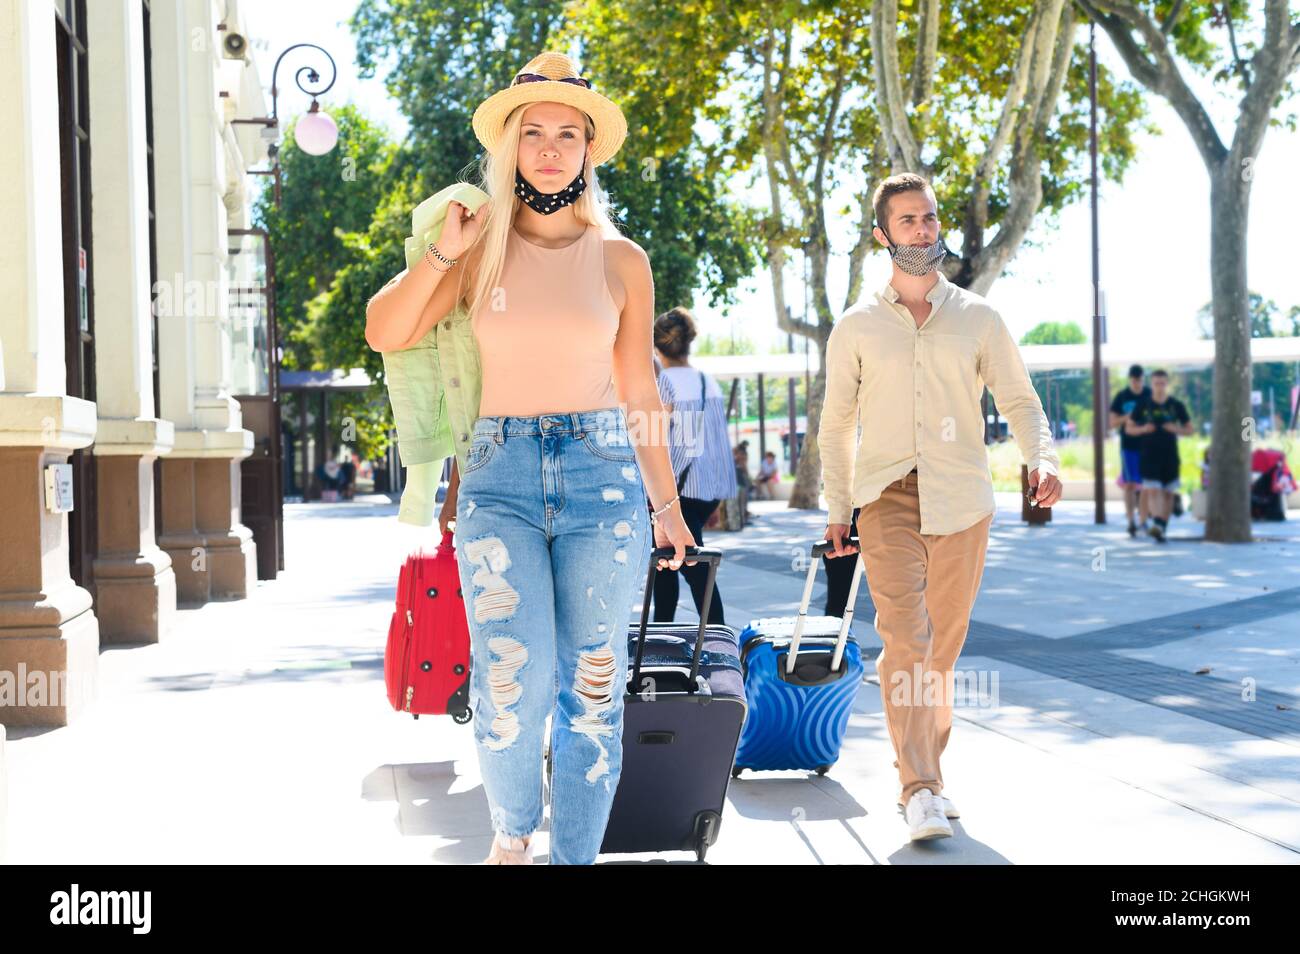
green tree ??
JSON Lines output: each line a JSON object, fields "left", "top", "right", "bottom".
{"left": 1080, "top": 0, "right": 1300, "bottom": 542}
{"left": 255, "top": 103, "right": 402, "bottom": 372}
{"left": 1196, "top": 291, "right": 1287, "bottom": 340}
{"left": 1197, "top": 290, "right": 1300, "bottom": 436}
{"left": 261, "top": 0, "right": 757, "bottom": 462}
{"left": 574, "top": 0, "right": 1148, "bottom": 509}
{"left": 1020, "top": 320, "right": 1088, "bottom": 344}
{"left": 695, "top": 332, "right": 758, "bottom": 357}
{"left": 1020, "top": 320, "right": 1089, "bottom": 430}
{"left": 873, "top": 0, "right": 1148, "bottom": 293}
{"left": 254, "top": 104, "right": 407, "bottom": 462}
{"left": 309, "top": 178, "right": 426, "bottom": 461}
{"left": 350, "top": 0, "right": 758, "bottom": 312}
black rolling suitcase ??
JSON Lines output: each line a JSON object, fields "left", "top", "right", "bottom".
{"left": 599, "top": 546, "right": 747, "bottom": 861}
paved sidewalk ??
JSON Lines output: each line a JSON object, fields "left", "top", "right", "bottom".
{"left": 4, "top": 493, "right": 1299, "bottom": 864}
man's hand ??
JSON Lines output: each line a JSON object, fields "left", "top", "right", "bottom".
{"left": 1029, "top": 468, "right": 1063, "bottom": 507}
{"left": 824, "top": 523, "right": 858, "bottom": 558}
{"left": 1161, "top": 422, "right": 1180, "bottom": 434}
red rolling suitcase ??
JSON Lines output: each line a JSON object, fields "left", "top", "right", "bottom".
{"left": 383, "top": 530, "right": 472, "bottom": 722}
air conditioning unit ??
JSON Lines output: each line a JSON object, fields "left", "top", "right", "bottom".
{"left": 219, "top": 0, "right": 248, "bottom": 61}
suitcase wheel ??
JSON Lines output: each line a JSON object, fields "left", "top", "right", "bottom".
{"left": 452, "top": 707, "right": 472, "bottom": 725}
{"left": 731, "top": 766, "right": 744, "bottom": 779}
{"left": 692, "top": 810, "right": 721, "bottom": 863}
{"left": 815, "top": 765, "right": 831, "bottom": 776}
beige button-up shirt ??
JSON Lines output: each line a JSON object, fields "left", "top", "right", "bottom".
{"left": 819, "top": 271, "right": 1060, "bottom": 535}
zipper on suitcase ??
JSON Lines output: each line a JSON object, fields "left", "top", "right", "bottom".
{"left": 401, "top": 607, "right": 416, "bottom": 711}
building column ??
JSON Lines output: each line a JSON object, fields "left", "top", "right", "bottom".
{"left": 86, "top": 0, "right": 178, "bottom": 643}
{"left": 151, "top": 0, "right": 255, "bottom": 603}
{"left": 0, "top": 0, "right": 100, "bottom": 727}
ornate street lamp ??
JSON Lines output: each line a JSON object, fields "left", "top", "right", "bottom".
{"left": 226, "top": 43, "right": 337, "bottom": 576}
{"left": 232, "top": 42, "right": 338, "bottom": 206}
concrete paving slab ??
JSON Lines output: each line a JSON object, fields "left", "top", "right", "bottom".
{"left": 4, "top": 495, "right": 1298, "bottom": 864}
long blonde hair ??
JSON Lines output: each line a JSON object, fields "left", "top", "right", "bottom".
{"left": 457, "top": 102, "right": 621, "bottom": 320}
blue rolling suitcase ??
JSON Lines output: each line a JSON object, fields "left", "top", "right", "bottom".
{"left": 733, "top": 538, "right": 866, "bottom": 776}
{"left": 599, "top": 547, "right": 747, "bottom": 862}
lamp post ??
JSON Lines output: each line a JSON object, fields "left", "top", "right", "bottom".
{"left": 232, "top": 42, "right": 339, "bottom": 206}
{"left": 1088, "top": 21, "right": 1108, "bottom": 524}
{"left": 226, "top": 43, "right": 337, "bottom": 576}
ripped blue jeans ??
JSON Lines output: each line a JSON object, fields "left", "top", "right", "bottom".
{"left": 454, "top": 408, "right": 652, "bottom": 865}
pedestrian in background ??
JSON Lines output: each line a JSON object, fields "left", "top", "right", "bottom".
{"left": 1109, "top": 364, "right": 1151, "bottom": 537}
{"left": 652, "top": 306, "right": 737, "bottom": 624}
{"left": 753, "top": 450, "right": 780, "bottom": 499}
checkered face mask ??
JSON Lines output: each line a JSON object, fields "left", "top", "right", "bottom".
{"left": 515, "top": 169, "right": 586, "bottom": 215}
{"left": 880, "top": 225, "right": 952, "bottom": 276}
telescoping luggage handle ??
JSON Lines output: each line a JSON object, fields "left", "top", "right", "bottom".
{"left": 782, "top": 538, "right": 865, "bottom": 675}
{"left": 631, "top": 546, "right": 724, "bottom": 693}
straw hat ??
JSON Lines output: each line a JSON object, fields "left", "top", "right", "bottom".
{"left": 472, "top": 52, "right": 627, "bottom": 167}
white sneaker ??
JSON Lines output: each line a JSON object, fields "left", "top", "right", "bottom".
{"left": 904, "top": 789, "right": 953, "bottom": 841}
{"left": 483, "top": 833, "right": 534, "bottom": 865}
{"left": 897, "top": 794, "right": 960, "bottom": 818}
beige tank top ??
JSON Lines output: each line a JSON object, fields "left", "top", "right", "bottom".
{"left": 471, "top": 223, "right": 621, "bottom": 416}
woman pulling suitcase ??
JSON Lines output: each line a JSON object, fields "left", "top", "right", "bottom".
{"left": 364, "top": 52, "right": 694, "bottom": 864}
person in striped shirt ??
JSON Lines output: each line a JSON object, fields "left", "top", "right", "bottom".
{"left": 652, "top": 307, "right": 738, "bottom": 624}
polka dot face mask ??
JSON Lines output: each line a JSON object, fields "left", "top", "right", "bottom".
{"left": 514, "top": 169, "right": 587, "bottom": 215}
{"left": 878, "top": 223, "right": 953, "bottom": 276}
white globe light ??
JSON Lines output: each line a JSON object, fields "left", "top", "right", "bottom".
{"left": 295, "top": 108, "right": 338, "bottom": 156}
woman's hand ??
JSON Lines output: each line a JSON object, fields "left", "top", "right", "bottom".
{"left": 438, "top": 493, "right": 457, "bottom": 537}
{"left": 652, "top": 503, "right": 698, "bottom": 570}
{"left": 437, "top": 200, "right": 483, "bottom": 260}
{"left": 439, "top": 458, "right": 461, "bottom": 537}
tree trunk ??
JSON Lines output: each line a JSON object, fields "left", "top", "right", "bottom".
{"left": 784, "top": 210, "right": 842, "bottom": 511}
{"left": 788, "top": 338, "right": 830, "bottom": 509}
{"left": 1204, "top": 162, "right": 1253, "bottom": 543}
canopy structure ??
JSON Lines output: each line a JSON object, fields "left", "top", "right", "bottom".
{"left": 691, "top": 337, "right": 1300, "bottom": 380}
{"left": 278, "top": 368, "right": 373, "bottom": 391}
{"left": 279, "top": 368, "right": 375, "bottom": 498}
{"left": 690, "top": 339, "right": 1300, "bottom": 472}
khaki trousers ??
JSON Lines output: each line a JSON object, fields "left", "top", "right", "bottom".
{"left": 854, "top": 468, "right": 992, "bottom": 806}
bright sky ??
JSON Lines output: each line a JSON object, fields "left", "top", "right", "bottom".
{"left": 245, "top": 1, "right": 1300, "bottom": 356}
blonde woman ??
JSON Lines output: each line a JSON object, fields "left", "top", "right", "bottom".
{"left": 365, "top": 52, "right": 694, "bottom": 865}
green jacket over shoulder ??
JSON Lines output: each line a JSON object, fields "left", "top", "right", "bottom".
{"left": 380, "top": 182, "right": 490, "bottom": 526}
